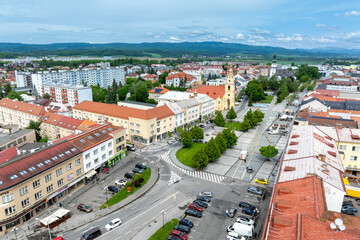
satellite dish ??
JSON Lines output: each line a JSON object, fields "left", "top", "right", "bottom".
{"left": 330, "top": 223, "right": 337, "bottom": 230}
{"left": 335, "top": 218, "right": 343, "bottom": 227}
{"left": 339, "top": 225, "right": 346, "bottom": 231}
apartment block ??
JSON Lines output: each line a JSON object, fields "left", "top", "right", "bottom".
{"left": 41, "top": 84, "right": 93, "bottom": 106}
{"left": 0, "top": 141, "right": 84, "bottom": 234}
{"left": 73, "top": 101, "right": 175, "bottom": 144}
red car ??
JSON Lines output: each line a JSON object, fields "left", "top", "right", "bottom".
{"left": 188, "top": 203, "right": 203, "bottom": 212}
{"left": 170, "top": 230, "right": 188, "bottom": 240}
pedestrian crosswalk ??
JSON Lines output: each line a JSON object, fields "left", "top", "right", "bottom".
{"left": 161, "top": 151, "right": 226, "bottom": 184}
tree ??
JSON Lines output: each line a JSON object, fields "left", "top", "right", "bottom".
{"left": 300, "top": 75, "right": 311, "bottom": 83}
{"left": 159, "top": 72, "right": 169, "bottom": 84}
{"left": 259, "top": 76, "right": 269, "bottom": 90}
{"left": 222, "top": 128, "right": 238, "bottom": 147}
{"left": 215, "top": 133, "right": 227, "bottom": 152}
{"left": 0, "top": 84, "right": 3, "bottom": 99}
{"left": 226, "top": 107, "right": 237, "bottom": 121}
{"left": 42, "top": 93, "right": 51, "bottom": 99}
{"left": 26, "top": 120, "right": 42, "bottom": 141}
{"left": 245, "top": 80, "right": 265, "bottom": 102}
{"left": 239, "top": 119, "right": 251, "bottom": 131}
{"left": 268, "top": 76, "right": 279, "bottom": 90}
{"left": 205, "top": 138, "right": 221, "bottom": 162}
{"left": 112, "top": 79, "right": 118, "bottom": 91}
{"left": 146, "top": 99, "right": 158, "bottom": 104}
{"left": 135, "top": 86, "right": 149, "bottom": 102}
{"left": 91, "top": 85, "right": 106, "bottom": 102}
{"left": 192, "top": 148, "right": 209, "bottom": 169}
{"left": 176, "top": 126, "right": 183, "bottom": 136}
{"left": 253, "top": 109, "right": 265, "bottom": 123}
{"left": 190, "top": 126, "right": 204, "bottom": 142}
{"left": 166, "top": 131, "right": 173, "bottom": 138}
{"left": 295, "top": 65, "right": 320, "bottom": 80}
{"left": 259, "top": 145, "right": 278, "bottom": 160}
{"left": 4, "top": 83, "right": 11, "bottom": 96}
{"left": 6, "top": 91, "right": 24, "bottom": 101}
{"left": 180, "top": 130, "right": 192, "bottom": 148}
{"left": 118, "top": 86, "right": 128, "bottom": 101}
{"left": 106, "top": 87, "right": 117, "bottom": 104}
{"left": 213, "top": 111, "right": 226, "bottom": 127}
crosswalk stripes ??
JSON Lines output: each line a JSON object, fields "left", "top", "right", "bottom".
{"left": 161, "top": 151, "right": 226, "bottom": 184}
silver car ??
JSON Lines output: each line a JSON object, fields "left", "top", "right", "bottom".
{"left": 198, "top": 192, "right": 213, "bottom": 198}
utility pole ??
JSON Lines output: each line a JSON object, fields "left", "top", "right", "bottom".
{"left": 161, "top": 210, "right": 166, "bottom": 228}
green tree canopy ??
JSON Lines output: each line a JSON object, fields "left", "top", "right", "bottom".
{"left": 26, "top": 120, "right": 42, "bottom": 141}
{"left": 190, "top": 126, "right": 204, "bottom": 141}
{"left": 205, "top": 137, "right": 221, "bottom": 162}
{"left": 215, "top": 133, "right": 227, "bottom": 152}
{"left": 135, "top": 86, "right": 149, "bottom": 102}
{"left": 91, "top": 85, "right": 106, "bottom": 102}
{"left": 42, "top": 93, "right": 51, "bottom": 99}
{"left": 159, "top": 72, "right": 169, "bottom": 84}
{"left": 192, "top": 148, "right": 209, "bottom": 169}
{"left": 106, "top": 87, "right": 117, "bottom": 104}
{"left": 226, "top": 107, "right": 237, "bottom": 121}
{"left": 118, "top": 86, "right": 128, "bottom": 101}
{"left": 4, "top": 83, "right": 11, "bottom": 96}
{"left": 6, "top": 91, "right": 24, "bottom": 101}
{"left": 213, "top": 111, "right": 226, "bottom": 127}
{"left": 295, "top": 65, "right": 320, "bottom": 80}
{"left": 222, "top": 128, "right": 238, "bottom": 147}
{"left": 180, "top": 130, "right": 192, "bottom": 148}
{"left": 245, "top": 80, "right": 265, "bottom": 102}
{"left": 259, "top": 145, "right": 279, "bottom": 160}
{"left": 268, "top": 76, "right": 279, "bottom": 91}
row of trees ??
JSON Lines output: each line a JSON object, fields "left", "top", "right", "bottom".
{"left": 238, "top": 109, "right": 265, "bottom": 132}
{"left": 276, "top": 78, "right": 300, "bottom": 103}
{"left": 245, "top": 80, "right": 266, "bottom": 104}
{"left": 213, "top": 107, "right": 237, "bottom": 127}
{"left": 192, "top": 130, "right": 238, "bottom": 169}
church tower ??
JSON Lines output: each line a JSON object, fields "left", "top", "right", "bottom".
{"left": 224, "top": 64, "right": 235, "bottom": 110}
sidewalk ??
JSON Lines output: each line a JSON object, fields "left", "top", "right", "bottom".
{"left": 19, "top": 159, "right": 160, "bottom": 240}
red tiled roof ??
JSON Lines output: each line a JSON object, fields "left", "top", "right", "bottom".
{"left": 77, "top": 119, "right": 97, "bottom": 131}
{"left": 0, "top": 98, "right": 46, "bottom": 116}
{"left": 0, "top": 141, "right": 81, "bottom": 191}
{"left": 148, "top": 87, "right": 170, "bottom": 94}
{"left": 56, "top": 116, "right": 83, "bottom": 130}
{"left": 39, "top": 112, "right": 63, "bottom": 125}
{"left": 189, "top": 85, "right": 225, "bottom": 99}
{"left": 0, "top": 146, "right": 18, "bottom": 164}
{"left": 166, "top": 72, "right": 194, "bottom": 81}
{"left": 74, "top": 101, "right": 174, "bottom": 120}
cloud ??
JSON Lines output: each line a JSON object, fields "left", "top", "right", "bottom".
{"left": 316, "top": 24, "right": 326, "bottom": 27}
{"left": 311, "top": 37, "right": 336, "bottom": 43}
{"left": 236, "top": 33, "right": 245, "bottom": 39}
{"left": 345, "top": 10, "right": 360, "bottom": 16}
{"left": 277, "top": 33, "right": 303, "bottom": 41}
{"left": 315, "top": 23, "right": 338, "bottom": 31}
{"left": 167, "top": 36, "right": 181, "bottom": 42}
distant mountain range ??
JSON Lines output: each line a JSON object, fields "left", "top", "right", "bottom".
{"left": 0, "top": 42, "right": 358, "bottom": 58}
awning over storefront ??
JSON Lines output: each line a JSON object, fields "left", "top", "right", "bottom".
{"left": 40, "top": 208, "right": 70, "bottom": 226}
{"left": 85, "top": 169, "right": 97, "bottom": 179}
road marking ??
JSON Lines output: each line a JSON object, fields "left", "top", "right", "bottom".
{"left": 125, "top": 231, "right": 131, "bottom": 235}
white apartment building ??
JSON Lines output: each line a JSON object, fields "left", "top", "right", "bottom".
{"left": 177, "top": 99, "right": 200, "bottom": 125}
{"left": 206, "top": 79, "right": 226, "bottom": 86}
{"left": 15, "top": 71, "right": 32, "bottom": 87}
{"left": 27, "top": 67, "right": 125, "bottom": 96}
{"left": 42, "top": 84, "right": 93, "bottom": 106}
{"left": 157, "top": 102, "right": 184, "bottom": 129}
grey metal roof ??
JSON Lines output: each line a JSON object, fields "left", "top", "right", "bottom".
{"left": 0, "top": 129, "right": 34, "bottom": 146}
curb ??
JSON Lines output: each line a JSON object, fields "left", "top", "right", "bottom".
{"left": 60, "top": 165, "right": 160, "bottom": 234}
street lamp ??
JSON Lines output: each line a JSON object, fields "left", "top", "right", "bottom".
{"left": 161, "top": 210, "right": 166, "bottom": 228}
{"left": 11, "top": 227, "right": 18, "bottom": 240}
{"left": 35, "top": 217, "right": 51, "bottom": 240}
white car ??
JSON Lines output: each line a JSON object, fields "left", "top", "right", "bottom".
{"left": 198, "top": 192, "right": 213, "bottom": 198}
{"left": 236, "top": 215, "right": 255, "bottom": 225}
{"left": 115, "top": 179, "right": 127, "bottom": 187}
{"left": 105, "top": 218, "right": 122, "bottom": 231}
{"left": 226, "top": 231, "right": 246, "bottom": 240}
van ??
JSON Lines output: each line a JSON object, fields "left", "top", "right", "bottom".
{"left": 126, "top": 144, "right": 136, "bottom": 151}
{"left": 240, "top": 150, "right": 248, "bottom": 161}
{"left": 80, "top": 226, "right": 101, "bottom": 240}
{"left": 227, "top": 222, "right": 254, "bottom": 239}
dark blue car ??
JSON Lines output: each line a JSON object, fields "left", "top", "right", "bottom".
{"left": 242, "top": 207, "right": 258, "bottom": 216}
{"left": 179, "top": 218, "right": 193, "bottom": 228}
{"left": 341, "top": 205, "right": 358, "bottom": 214}
{"left": 197, "top": 195, "right": 210, "bottom": 202}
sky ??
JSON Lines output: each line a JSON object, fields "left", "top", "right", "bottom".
{"left": 1, "top": 0, "right": 360, "bottom": 49}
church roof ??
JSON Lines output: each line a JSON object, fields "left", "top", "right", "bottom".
{"left": 189, "top": 85, "right": 225, "bottom": 99}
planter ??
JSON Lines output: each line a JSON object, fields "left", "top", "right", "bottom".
{"left": 127, "top": 186, "right": 132, "bottom": 192}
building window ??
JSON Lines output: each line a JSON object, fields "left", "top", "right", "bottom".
{"left": 45, "top": 174, "right": 52, "bottom": 182}
{"left": 67, "top": 173, "right": 73, "bottom": 181}
{"left": 101, "top": 145, "right": 105, "bottom": 151}
{"left": 108, "top": 150, "right": 113, "bottom": 156}
{"left": 20, "top": 186, "right": 28, "bottom": 196}
{"left": 108, "top": 142, "right": 112, "bottom": 148}
{"left": 76, "top": 169, "right": 82, "bottom": 176}
{"left": 56, "top": 168, "right": 63, "bottom": 176}
{"left": 340, "top": 145, "right": 347, "bottom": 150}
{"left": 33, "top": 180, "right": 41, "bottom": 189}
{"left": 86, "top": 162, "right": 91, "bottom": 168}
{"left": 352, "top": 146, "right": 359, "bottom": 152}
{"left": 2, "top": 193, "right": 14, "bottom": 204}
{"left": 93, "top": 149, "right": 98, "bottom": 155}
{"left": 350, "top": 156, "right": 358, "bottom": 161}
{"left": 66, "top": 163, "right": 72, "bottom": 170}
{"left": 46, "top": 185, "right": 53, "bottom": 193}
{"left": 94, "top": 158, "right": 99, "bottom": 164}
{"left": 21, "top": 198, "right": 30, "bottom": 208}
{"left": 34, "top": 191, "right": 42, "bottom": 200}
{"left": 75, "top": 159, "right": 81, "bottom": 165}
{"left": 5, "top": 206, "right": 15, "bottom": 216}
{"left": 102, "top": 154, "right": 106, "bottom": 160}
{"left": 57, "top": 179, "right": 64, "bottom": 187}
{"left": 85, "top": 153, "right": 90, "bottom": 159}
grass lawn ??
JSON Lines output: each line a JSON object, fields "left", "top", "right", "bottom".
{"left": 148, "top": 219, "right": 180, "bottom": 240}
{"left": 101, "top": 168, "right": 151, "bottom": 209}
{"left": 260, "top": 95, "right": 274, "bottom": 104}
{"left": 225, "top": 121, "right": 242, "bottom": 131}
{"left": 176, "top": 143, "right": 205, "bottom": 168}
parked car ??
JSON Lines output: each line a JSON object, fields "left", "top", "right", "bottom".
{"left": 167, "top": 236, "right": 182, "bottom": 240}
{"left": 342, "top": 208, "right": 356, "bottom": 215}
{"left": 226, "top": 208, "right": 237, "bottom": 218}
{"left": 104, "top": 185, "right": 119, "bottom": 193}
{"left": 132, "top": 168, "right": 144, "bottom": 174}
{"left": 135, "top": 163, "right": 147, "bottom": 170}
{"left": 179, "top": 219, "right": 193, "bottom": 228}
{"left": 227, "top": 231, "right": 246, "bottom": 240}
{"left": 246, "top": 166, "right": 254, "bottom": 173}
{"left": 247, "top": 186, "right": 263, "bottom": 195}
{"left": 342, "top": 205, "right": 358, "bottom": 213}
{"left": 197, "top": 195, "right": 211, "bottom": 202}
{"left": 193, "top": 200, "right": 208, "bottom": 208}
{"left": 236, "top": 215, "right": 255, "bottom": 225}
{"left": 168, "top": 140, "right": 175, "bottom": 145}
{"left": 198, "top": 192, "right": 213, "bottom": 198}
{"left": 105, "top": 218, "right": 122, "bottom": 231}
{"left": 185, "top": 208, "right": 202, "bottom": 218}
{"left": 188, "top": 203, "right": 203, "bottom": 212}
{"left": 268, "top": 130, "right": 279, "bottom": 135}
{"left": 255, "top": 178, "right": 268, "bottom": 185}
{"left": 77, "top": 204, "right": 93, "bottom": 213}
{"left": 124, "top": 172, "right": 134, "bottom": 179}
{"left": 115, "top": 179, "right": 127, "bottom": 187}
{"left": 173, "top": 224, "right": 191, "bottom": 234}
{"left": 170, "top": 230, "right": 187, "bottom": 240}
{"left": 242, "top": 207, "right": 258, "bottom": 216}
{"left": 239, "top": 202, "right": 256, "bottom": 210}
{"left": 126, "top": 144, "right": 136, "bottom": 151}
{"left": 80, "top": 226, "right": 101, "bottom": 240}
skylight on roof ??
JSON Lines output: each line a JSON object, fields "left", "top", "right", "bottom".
{"left": 37, "top": 163, "right": 44, "bottom": 167}
{"left": 94, "top": 133, "right": 100, "bottom": 136}
{"left": 52, "top": 156, "right": 58, "bottom": 161}
{"left": 28, "top": 167, "right": 36, "bottom": 171}
{"left": 59, "top": 153, "right": 65, "bottom": 157}
{"left": 44, "top": 160, "right": 51, "bottom": 164}
{"left": 88, "top": 136, "right": 93, "bottom": 140}
{"left": 79, "top": 139, "right": 85, "bottom": 143}
{"left": 71, "top": 148, "right": 77, "bottom": 152}
{"left": 0, "top": 180, "right": 3, "bottom": 185}
{"left": 107, "top": 127, "right": 112, "bottom": 131}
{"left": 10, "top": 175, "right": 18, "bottom": 180}
{"left": 65, "top": 151, "right": 71, "bottom": 155}
{"left": 101, "top": 130, "right": 106, "bottom": 133}
{"left": 19, "top": 170, "right": 28, "bottom": 176}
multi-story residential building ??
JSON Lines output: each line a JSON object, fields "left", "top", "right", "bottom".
{"left": 148, "top": 87, "right": 170, "bottom": 102}
{"left": 28, "top": 67, "right": 125, "bottom": 94}
{"left": 14, "top": 71, "right": 32, "bottom": 88}
{"left": 60, "top": 124, "right": 126, "bottom": 175}
{"left": 0, "top": 141, "right": 84, "bottom": 234}
{"left": 177, "top": 99, "right": 200, "bottom": 125}
{"left": 165, "top": 72, "right": 197, "bottom": 88}
{"left": 0, "top": 99, "right": 46, "bottom": 129}
{"left": 41, "top": 84, "right": 93, "bottom": 106}
{"left": 73, "top": 101, "right": 175, "bottom": 144}
{"left": 142, "top": 74, "right": 159, "bottom": 83}
{"left": 157, "top": 102, "right": 184, "bottom": 129}
{"left": 0, "top": 128, "right": 36, "bottom": 151}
